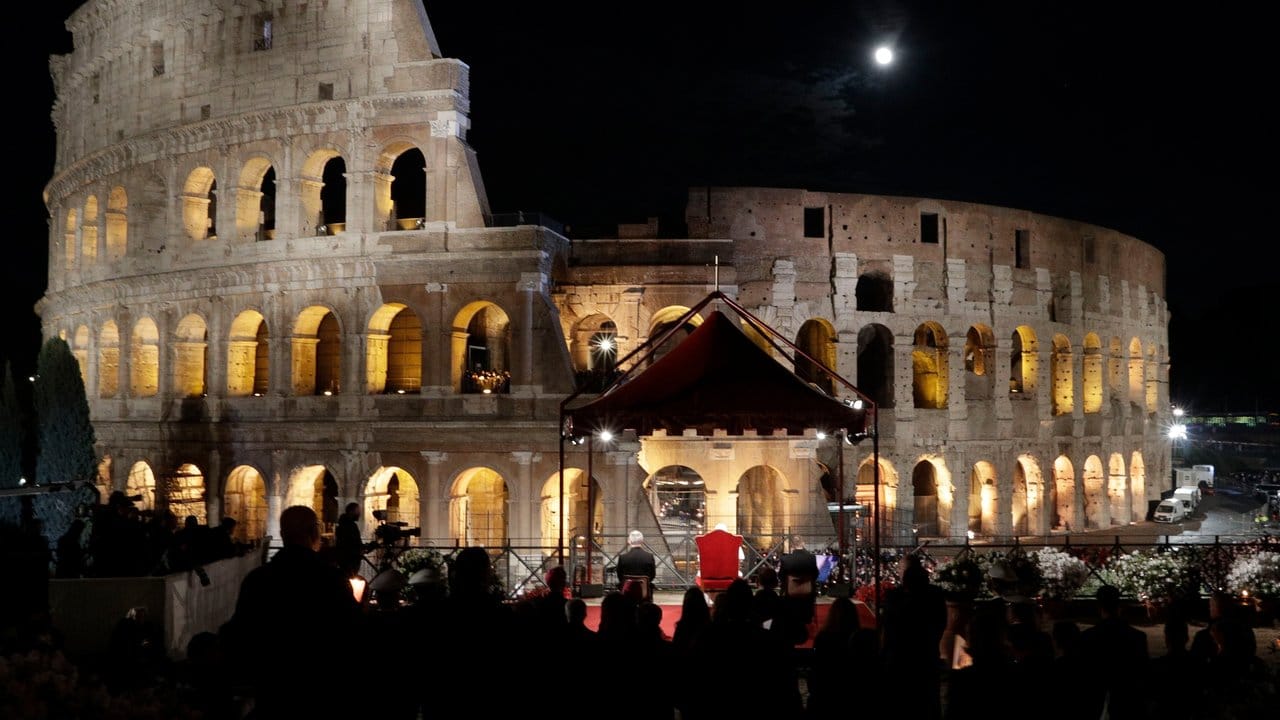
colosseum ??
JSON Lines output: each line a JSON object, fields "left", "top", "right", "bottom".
{"left": 36, "top": 0, "right": 1171, "bottom": 580}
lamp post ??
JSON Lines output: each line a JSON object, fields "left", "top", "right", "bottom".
{"left": 1168, "top": 406, "right": 1187, "bottom": 492}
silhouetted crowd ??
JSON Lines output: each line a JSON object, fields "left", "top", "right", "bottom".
{"left": 3, "top": 505, "right": 1278, "bottom": 719}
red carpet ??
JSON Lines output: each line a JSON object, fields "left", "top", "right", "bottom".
{"left": 582, "top": 601, "right": 875, "bottom": 648}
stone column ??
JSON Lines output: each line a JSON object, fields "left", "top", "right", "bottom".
{"left": 515, "top": 273, "right": 542, "bottom": 393}
{"left": 266, "top": 449, "right": 288, "bottom": 541}
{"left": 206, "top": 449, "right": 223, "bottom": 526}
{"left": 419, "top": 451, "right": 448, "bottom": 541}
{"left": 510, "top": 451, "right": 539, "bottom": 545}
{"left": 423, "top": 283, "right": 447, "bottom": 393}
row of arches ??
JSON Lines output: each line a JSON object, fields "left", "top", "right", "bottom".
{"left": 59, "top": 144, "right": 430, "bottom": 270}
{"left": 66, "top": 300, "right": 510, "bottom": 398}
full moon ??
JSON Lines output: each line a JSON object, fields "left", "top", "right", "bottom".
{"left": 874, "top": 46, "right": 894, "bottom": 65}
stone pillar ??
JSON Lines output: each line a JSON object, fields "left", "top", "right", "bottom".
{"left": 419, "top": 451, "right": 447, "bottom": 540}
{"left": 510, "top": 451, "right": 539, "bottom": 544}
{"left": 206, "top": 449, "right": 223, "bottom": 526}
{"left": 266, "top": 449, "right": 287, "bottom": 541}
{"left": 424, "top": 283, "right": 447, "bottom": 392}
{"left": 515, "top": 273, "right": 542, "bottom": 393}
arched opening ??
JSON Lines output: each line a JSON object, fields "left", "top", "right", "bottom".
{"left": 126, "top": 461, "right": 157, "bottom": 512}
{"left": 235, "top": 157, "right": 276, "bottom": 241}
{"left": 1082, "top": 455, "right": 1105, "bottom": 530}
{"left": 105, "top": 186, "right": 128, "bottom": 260}
{"left": 388, "top": 147, "right": 427, "bottom": 229}
{"left": 292, "top": 306, "right": 342, "bottom": 395}
{"left": 570, "top": 314, "right": 618, "bottom": 392}
{"left": 795, "top": 318, "right": 837, "bottom": 395}
{"left": 130, "top": 318, "right": 160, "bottom": 397}
{"left": 1051, "top": 334, "right": 1073, "bottom": 416}
{"left": 1082, "top": 333, "right": 1103, "bottom": 414}
{"left": 181, "top": 167, "right": 217, "bottom": 240}
{"left": 224, "top": 465, "right": 268, "bottom": 543}
{"left": 646, "top": 306, "right": 702, "bottom": 367}
{"left": 912, "top": 321, "right": 949, "bottom": 409}
{"left": 911, "top": 461, "right": 939, "bottom": 536}
{"left": 1052, "top": 456, "right": 1075, "bottom": 532}
{"left": 64, "top": 208, "right": 77, "bottom": 269}
{"left": 857, "top": 323, "right": 894, "bottom": 408}
{"left": 319, "top": 157, "right": 347, "bottom": 233}
{"left": 72, "top": 325, "right": 90, "bottom": 384}
{"left": 453, "top": 302, "right": 511, "bottom": 393}
{"left": 856, "top": 457, "right": 897, "bottom": 543}
{"left": 1127, "top": 337, "right": 1144, "bottom": 405}
{"left": 227, "top": 310, "right": 269, "bottom": 397}
{"left": 1108, "top": 452, "right": 1128, "bottom": 526}
{"left": 735, "top": 465, "right": 785, "bottom": 552}
{"left": 1145, "top": 347, "right": 1159, "bottom": 414}
{"left": 367, "top": 303, "right": 422, "bottom": 394}
{"left": 174, "top": 314, "right": 208, "bottom": 398}
{"left": 968, "top": 461, "right": 997, "bottom": 537}
{"left": 1009, "top": 326, "right": 1038, "bottom": 396}
{"left": 98, "top": 321, "right": 120, "bottom": 398}
{"left": 449, "top": 468, "right": 508, "bottom": 548}
{"left": 646, "top": 465, "right": 706, "bottom": 536}
{"left": 541, "top": 469, "right": 602, "bottom": 554}
{"left": 855, "top": 271, "right": 893, "bottom": 312}
{"left": 81, "top": 195, "right": 99, "bottom": 264}
{"left": 287, "top": 465, "right": 340, "bottom": 538}
{"left": 1011, "top": 457, "right": 1035, "bottom": 536}
{"left": 163, "top": 463, "right": 206, "bottom": 524}
{"left": 366, "top": 467, "right": 421, "bottom": 535}
{"left": 1129, "top": 452, "right": 1146, "bottom": 524}
{"left": 964, "top": 324, "right": 996, "bottom": 401}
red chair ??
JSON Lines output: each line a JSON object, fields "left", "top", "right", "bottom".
{"left": 695, "top": 528, "right": 743, "bottom": 593}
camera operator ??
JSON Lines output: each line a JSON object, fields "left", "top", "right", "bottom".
{"left": 335, "top": 502, "right": 363, "bottom": 578}
{"left": 367, "top": 510, "right": 421, "bottom": 572}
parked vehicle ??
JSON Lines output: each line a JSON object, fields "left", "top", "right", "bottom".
{"left": 1173, "top": 486, "right": 1200, "bottom": 509}
{"left": 1153, "top": 498, "right": 1190, "bottom": 523}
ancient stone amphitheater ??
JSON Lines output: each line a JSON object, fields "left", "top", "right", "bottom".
{"left": 37, "top": 0, "right": 1172, "bottom": 566}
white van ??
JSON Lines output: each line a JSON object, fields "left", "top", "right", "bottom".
{"left": 1174, "top": 486, "right": 1200, "bottom": 509}
{"left": 1153, "top": 498, "right": 1189, "bottom": 523}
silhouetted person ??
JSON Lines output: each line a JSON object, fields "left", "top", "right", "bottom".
{"left": 432, "top": 546, "right": 520, "bottom": 714}
{"left": 221, "top": 505, "right": 362, "bottom": 719}
{"left": 881, "top": 553, "right": 947, "bottom": 720}
{"left": 207, "top": 517, "right": 239, "bottom": 560}
{"left": 628, "top": 601, "right": 677, "bottom": 719}
{"left": 55, "top": 517, "right": 86, "bottom": 578}
{"left": 752, "top": 565, "right": 782, "bottom": 629}
{"left": 944, "top": 599, "right": 1030, "bottom": 719}
{"left": 1006, "top": 599, "right": 1054, "bottom": 669}
{"left": 776, "top": 537, "right": 820, "bottom": 645}
{"left": 105, "top": 605, "right": 167, "bottom": 692}
{"left": 1046, "top": 620, "right": 1090, "bottom": 720}
{"left": 334, "top": 501, "right": 363, "bottom": 578}
{"left": 1077, "top": 584, "right": 1149, "bottom": 720}
{"left": 806, "top": 596, "right": 862, "bottom": 718}
{"left": 615, "top": 529, "right": 657, "bottom": 599}
{"left": 1146, "top": 615, "right": 1201, "bottom": 719}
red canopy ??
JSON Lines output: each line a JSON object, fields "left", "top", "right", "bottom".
{"left": 563, "top": 307, "right": 868, "bottom": 438}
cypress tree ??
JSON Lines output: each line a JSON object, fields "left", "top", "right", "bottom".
{"left": 0, "top": 362, "right": 23, "bottom": 488}
{"left": 34, "top": 338, "right": 97, "bottom": 485}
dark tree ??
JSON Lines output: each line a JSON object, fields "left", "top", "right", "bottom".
{"left": 0, "top": 362, "right": 23, "bottom": 488}
{"left": 34, "top": 338, "right": 97, "bottom": 485}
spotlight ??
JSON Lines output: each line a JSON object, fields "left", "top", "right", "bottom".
{"left": 816, "top": 431, "right": 827, "bottom": 440}
{"left": 599, "top": 430, "right": 613, "bottom": 442}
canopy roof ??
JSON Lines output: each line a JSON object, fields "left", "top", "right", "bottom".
{"left": 563, "top": 303, "right": 869, "bottom": 438}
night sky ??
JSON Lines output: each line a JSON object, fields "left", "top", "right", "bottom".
{"left": 7, "top": 1, "right": 1276, "bottom": 412}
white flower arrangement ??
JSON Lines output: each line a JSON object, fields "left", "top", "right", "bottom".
{"left": 1108, "top": 549, "right": 1197, "bottom": 604}
{"left": 1225, "top": 549, "right": 1280, "bottom": 600}
{"left": 1031, "top": 547, "right": 1091, "bottom": 600}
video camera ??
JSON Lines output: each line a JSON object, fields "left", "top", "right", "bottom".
{"left": 371, "top": 509, "right": 421, "bottom": 545}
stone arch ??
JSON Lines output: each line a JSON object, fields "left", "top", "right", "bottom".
{"left": 292, "top": 305, "right": 342, "bottom": 395}
{"left": 126, "top": 461, "right": 157, "bottom": 512}
{"left": 64, "top": 207, "right": 77, "bottom": 269}
{"left": 1127, "top": 337, "right": 1144, "bottom": 405}
{"left": 1082, "top": 455, "right": 1105, "bottom": 530}
{"left": 376, "top": 142, "right": 427, "bottom": 230}
{"left": 857, "top": 323, "right": 894, "bottom": 408}
{"left": 1129, "top": 452, "right": 1147, "bottom": 523}
{"left": 448, "top": 467, "right": 509, "bottom": 547}
{"left": 367, "top": 302, "right": 422, "bottom": 394}
{"left": 72, "top": 325, "right": 90, "bottom": 384}
{"left": 286, "top": 465, "right": 341, "bottom": 536}
{"left": 227, "top": 310, "right": 269, "bottom": 397}
{"left": 735, "top": 465, "right": 786, "bottom": 551}
{"left": 1013, "top": 454, "right": 1045, "bottom": 535}
{"left": 300, "top": 148, "right": 347, "bottom": 234}
{"left": 98, "top": 320, "right": 120, "bottom": 398}
{"left": 1082, "top": 333, "right": 1103, "bottom": 414}
{"left": 130, "top": 317, "right": 160, "bottom": 397}
{"left": 645, "top": 464, "right": 707, "bottom": 534}
{"left": 224, "top": 465, "right": 269, "bottom": 543}
{"left": 912, "top": 321, "right": 949, "bottom": 409}
{"left": 173, "top": 314, "right": 208, "bottom": 398}
{"left": 235, "top": 155, "right": 276, "bottom": 241}
{"left": 855, "top": 271, "right": 893, "bottom": 312}
{"left": 365, "top": 467, "right": 421, "bottom": 532}
{"left": 646, "top": 306, "right": 702, "bottom": 366}
{"left": 964, "top": 324, "right": 996, "bottom": 401}
{"left": 569, "top": 313, "right": 619, "bottom": 382}
{"left": 81, "top": 195, "right": 99, "bottom": 264}
{"left": 164, "top": 463, "right": 207, "bottom": 524}
{"left": 1108, "top": 452, "right": 1129, "bottom": 526}
{"left": 968, "top": 461, "right": 998, "bottom": 537}
{"left": 1051, "top": 456, "right": 1076, "bottom": 532}
{"left": 795, "top": 317, "right": 837, "bottom": 395}
{"left": 452, "top": 301, "right": 511, "bottom": 393}
{"left": 181, "top": 166, "right": 217, "bottom": 240}
{"left": 540, "top": 469, "right": 602, "bottom": 554}
{"left": 911, "top": 459, "right": 942, "bottom": 537}
{"left": 105, "top": 186, "right": 128, "bottom": 259}
{"left": 856, "top": 456, "right": 899, "bottom": 543}
{"left": 1051, "top": 333, "right": 1073, "bottom": 416}
{"left": 1010, "top": 325, "right": 1038, "bottom": 396}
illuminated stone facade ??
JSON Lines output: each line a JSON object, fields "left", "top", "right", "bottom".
{"left": 37, "top": 1, "right": 1171, "bottom": 563}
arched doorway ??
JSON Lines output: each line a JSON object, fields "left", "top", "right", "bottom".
{"left": 366, "top": 467, "right": 421, "bottom": 533}
{"left": 912, "top": 461, "right": 940, "bottom": 536}
{"left": 126, "top": 461, "right": 157, "bottom": 512}
{"left": 969, "top": 461, "right": 997, "bottom": 537}
{"left": 735, "top": 465, "right": 786, "bottom": 553}
{"left": 645, "top": 465, "right": 706, "bottom": 535}
{"left": 540, "top": 469, "right": 603, "bottom": 554}
{"left": 287, "top": 465, "right": 340, "bottom": 538}
{"left": 224, "top": 465, "right": 268, "bottom": 543}
{"left": 449, "top": 468, "right": 508, "bottom": 547}
{"left": 164, "top": 463, "right": 207, "bottom": 524}
{"left": 1052, "top": 456, "right": 1075, "bottom": 532}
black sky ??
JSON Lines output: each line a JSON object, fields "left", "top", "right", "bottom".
{"left": 7, "top": 1, "right": 1277, "bottom": 411}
